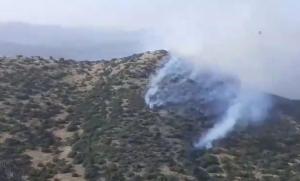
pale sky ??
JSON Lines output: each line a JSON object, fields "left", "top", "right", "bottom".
{"left": 0, "top": 0, "right": 168, "bottom": 29}
{"left": 0, "top": 0, "right": 299, "bottom": 29}
{"left": 0, "top": 0, "right": 300, "bottom": 99}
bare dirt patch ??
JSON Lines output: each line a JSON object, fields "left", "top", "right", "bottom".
{"left": 0, "top": 132, "right": 12, "bottom": 143}
{"left": 25, "top": 149, "right": 54, "bottom": 169}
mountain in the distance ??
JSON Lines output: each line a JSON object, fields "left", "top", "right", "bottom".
{"left": 0, "top": 50, "right": 300, "bottom": 181}
{"left": 0, "top": 22, "right": 145, "bottom": 60}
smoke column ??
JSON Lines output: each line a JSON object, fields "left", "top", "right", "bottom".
{"left": 140, "top": 0, "right": 300, "bottom": 100}
{"left": 145, "top": 56, "right": 272, "bottom": 149}
{"left": 141, "top": 1, "right": 294, "bottom": 148}
{"left": 195, "top": 102, "right": 242, "bottom": 149}
{"left": 194, "top": 89, "right": 271, "bottom": 149}
{"left": 0, "top": 1, "right": 299, "bottom": 98}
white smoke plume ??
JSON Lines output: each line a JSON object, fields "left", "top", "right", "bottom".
{"left": 141, "top": 0, "right": 295, "bottom": 148}
{"left": 194, "top": 90, "right": 271, "bottom": 149}
{"left": 1, "top": 0, "right": 299, "bottom": 98}
{"left": 145, "top": 56, "right": 272, "bottom": 149}
{"left": 1, "top": 0, "right": 295, "bottom": 147}
{"left": 141, "top": 0, "right": 300, "bottom": 100}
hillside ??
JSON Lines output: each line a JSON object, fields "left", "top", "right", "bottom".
{"left": 0, "top": 51, "right": 300, "bottom": 181}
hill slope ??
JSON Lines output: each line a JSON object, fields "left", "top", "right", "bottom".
{"left": 0, "top": 51, "right": 300, "bottom": 181}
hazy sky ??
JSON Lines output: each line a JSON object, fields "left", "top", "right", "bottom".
{"left": 0, "top": 0, "right": 167, "bottom": 29}
{"left": 0, "top": 22, "right": 144, "bottom": 59}
{"left": 0, "top": 0, "right": 300, "bottom": 99}
{"left": 1, "top": 0, "right": 299, "bottom": 28}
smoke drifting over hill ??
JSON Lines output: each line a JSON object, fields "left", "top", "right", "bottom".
{"left": 2, "top": 1, "right": 298, "bottom": 147}
{"left": 0, "top": 0, "right": 300, "bottom": 98}
{"left": 142, "top": 0, "right": 297, "bottom": 148}
{"left": 143, "top": 0, "right": 300, "bottom": 99}
{"left": 145, "top": 56, "right": 272, "bottom": 148}
{"left": 1, "top": 0, "right": 299, "bottom": 98}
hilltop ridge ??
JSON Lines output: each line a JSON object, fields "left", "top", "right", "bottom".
{"left": 0, "top": 50, "right": 300, "bottom": 181}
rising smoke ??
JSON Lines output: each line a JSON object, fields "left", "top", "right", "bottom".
{"left": 145, "top": 56, "right": 272, "bottom": 149}
{"left": 143, "top": 0, "right": 297, "bottom": 148}
{"left": 141, "top": 0, "right": 300, "bottom": 99}
{"left": 0, "top": 0, "right": 295, "bottom": 147}
{"left": 1, "top": 0, "right": 299, "bottom": 98}
{"left": 194, "top": 89, "right": 272, "bottom": 149}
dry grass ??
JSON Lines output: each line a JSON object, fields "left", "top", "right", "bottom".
{"left": 25, "top": 149, "right": 54, "bottom": 169}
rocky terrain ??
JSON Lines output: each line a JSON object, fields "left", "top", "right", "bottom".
{"left": 0, "top": 50, "right": 300, "bottom": 181}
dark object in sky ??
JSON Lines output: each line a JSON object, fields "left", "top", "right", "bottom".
{"left": 258, "top": 31, "right": 262, "bottom": 35}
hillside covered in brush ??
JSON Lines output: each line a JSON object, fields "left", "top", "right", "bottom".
{"left": 0, "top": 50, "right": 300, "bottom": 181}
